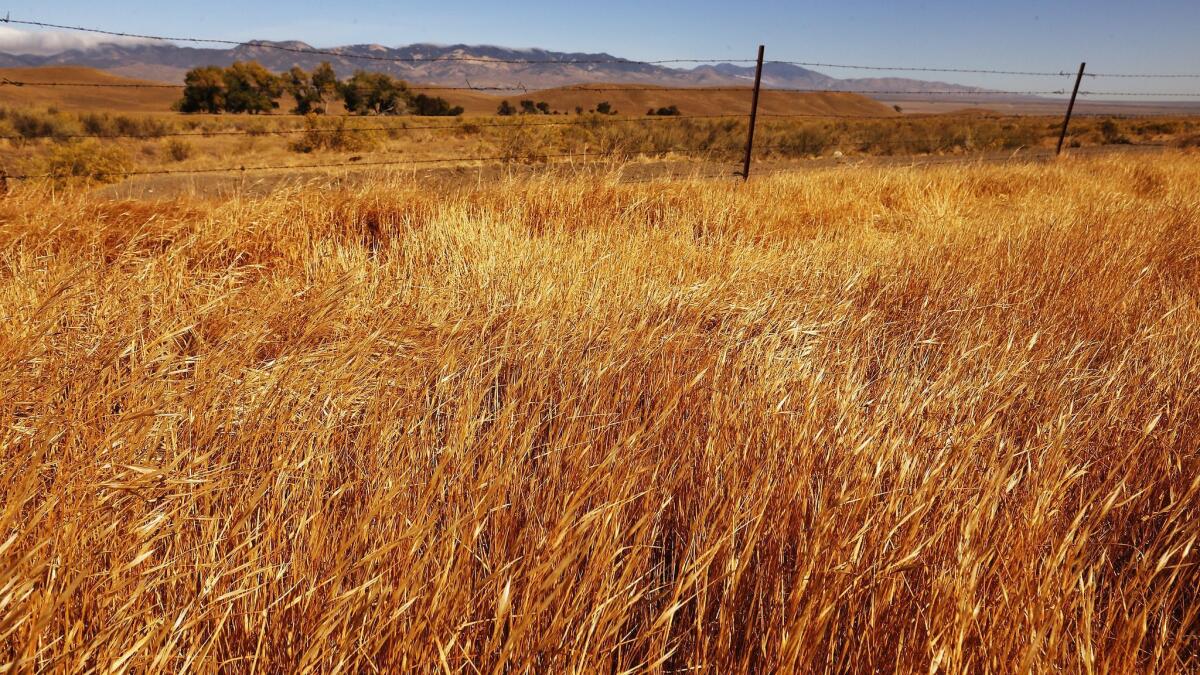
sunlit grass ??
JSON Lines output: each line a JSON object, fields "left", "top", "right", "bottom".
{"left": 0, "top": 153, "right": 1198, "bottom": 672}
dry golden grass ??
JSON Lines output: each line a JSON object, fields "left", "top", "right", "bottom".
{"left": 5, "top": 103, "right": 1199, "bottom": 190}
{"left": 0, "top": 153, "right": 1198, "bottom": 672}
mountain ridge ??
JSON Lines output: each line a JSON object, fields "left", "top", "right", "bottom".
{"left": 0, "top": 40, "right": 983, "bottom": 94}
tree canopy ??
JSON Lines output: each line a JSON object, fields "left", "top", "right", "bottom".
{"left": 411, "top": 94, "right": 464, "bottom": 117}
{"left": 178, "top": 63, "right": 463, "bottom": 117}
{"left": 284, "top": 63, "right": 338, "bottom": 115}
{"left": 177, "top": 66, "right": 226, "bottom": 114}
{"left": 222, "top": 62, "right": 283, "bottom": 114}
{"left": 339, "top": 71, "right": 410, "bottom": 115}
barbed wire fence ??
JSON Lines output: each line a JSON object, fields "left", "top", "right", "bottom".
{"left": 1, "top": 16, "right": 1199, "bottom": 184}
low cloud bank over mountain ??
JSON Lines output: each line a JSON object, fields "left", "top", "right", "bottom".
{"left": 0, "top": 27, "right": 152, "bottom": 56}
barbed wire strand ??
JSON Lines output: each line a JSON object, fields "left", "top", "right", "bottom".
{"left": 8, "top": 139, "right": 1181, "bottom": 182}
{"left": 1085, "top": 72, "right": 1200, "bottom": 79}
{"left": 767, "top": 61, "right": 1200, "bottom": 80}
{"left": 29, "top": 113, "right": 1181, "bottom": 146}
{"left": 5, "top": 109, "right": 1119, "bottom": 142}
{"left": 1, "top": 18, "right": 1195, "bottom": 183}
{"left": 5, "top": 79, "right": 1200, "bottom": 99}
{"left": 4, "top": 148, "right": 727, "bottom": 180}
{"left": 0, "top": 114, "right": 744, "bottom": 141}
{"left": 764, "top": 61, "right": 1078, "bottom": 77}
{"left": 1080, "top": 91, "right": 1200, "bottom": 97}
{"left": 0, "top": 78, "right": 1080, "bottom": 96}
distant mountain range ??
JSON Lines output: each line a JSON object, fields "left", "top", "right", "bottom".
{"left": 0, "top": 41, "right": 985, "bottom": 94}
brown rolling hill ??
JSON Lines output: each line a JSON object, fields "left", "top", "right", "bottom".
{"left": 0, "top": 66, "right": 182, "bottom": 112}
{"left": 0, "top": 66, "right": 897, "bottom": 119}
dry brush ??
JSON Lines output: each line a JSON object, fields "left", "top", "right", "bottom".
{"left": 0, "top": 154, "right": 1198, "bottom": 672}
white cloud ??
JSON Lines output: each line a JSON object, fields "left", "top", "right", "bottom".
{"left": 0, "top": 27, "right": 155, "bottom": 56}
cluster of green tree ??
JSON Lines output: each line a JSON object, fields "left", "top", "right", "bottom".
{"left": 178, "top": 62, "right": 463, "bottom": 116}
{"left": 178, "top": 62, "right": 284, "bottom": 114}
{"left": 521, "top": 100, "right": 553, "bottom": 114}
{"left": 646, "top": 105, "right": 681, "bottom": 116}
{"left": 496, "top": 100, "right": 619, "bottom": 116}
{"left": 496, "top": 100, "right": 558, "bottom": 115}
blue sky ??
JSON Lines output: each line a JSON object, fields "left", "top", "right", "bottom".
{"left": 4, "top": 1, "right": 1199, "bottom": 93}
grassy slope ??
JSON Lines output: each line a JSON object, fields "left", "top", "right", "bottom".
{"left": 426, "top": 84, "right": 898, "bottom": 117}
{"left": 0, "top": 66, "right": 182, "bottom": 112}
{"left": 0, "top": 66, "right": 895, "bottom": 118}
{"left": 1, "top": 154, "right": 1198, "bottom": 672}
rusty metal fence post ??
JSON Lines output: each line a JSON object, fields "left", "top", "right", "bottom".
{"left": 1057, "top": 62, "right": 1087, "bottom": 155}
{"left": 741, "top": 45, "right": 766, "bottom": 180}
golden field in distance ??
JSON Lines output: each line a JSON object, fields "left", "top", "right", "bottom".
{"left": 0, "top": 66, "right": 895, "bottom": 118}
{"left": 3, "top": 100, "right": 1198, "bottom": 196}
{"left": 0, "top": 152, "right": 1198, "bottom": 671}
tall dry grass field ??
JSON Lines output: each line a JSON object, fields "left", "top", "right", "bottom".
{"left": 0, "top": 154, "right": 1198, "bottom": 672}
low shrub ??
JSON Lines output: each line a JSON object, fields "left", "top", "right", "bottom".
{"left": 776, "top": 125, "right": 832, "bottom": 157}
{"left": 115, "top": 115, "right": 173, "bottom": 138}
{"left": 242, "top": 119, "right": 272, "bottom": 137}
{"left": 289, "top": 115, "right": 378, "bottom": 153}
{"left": 1175, "top": 134, "right": 1200, "bottom": 149}
{"left": 1100, "top": 119, "right": 1132, "bottom": 145}
{"left": 165, "top": 139, "right": 194, "bottom": 162}
{"left": 36, "top": 140, "right": 131, "bottom": 183}
{"left": 5, "top": 108, "right": 82, "bottom": 141}
{"left": 497, "top": 126, "right": 550, "bottom": 163}
{"left": 411, "top": 94, "right": 464, "bottom": 116}
{"left": 0, "top": 118, "right": 16, "bottom": 143}
{"left": 79, "top": 113, "right": 175, "bottom": 138}
{"left": 1135, "top": 120, "right": 1177, "bottom": 135}
{"left": 79, "top": 112, "right": 116, "bottom": 136}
